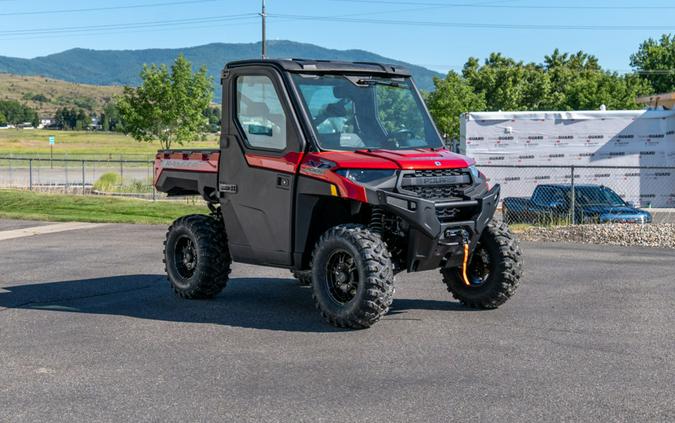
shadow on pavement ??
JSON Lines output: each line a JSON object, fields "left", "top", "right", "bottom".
{"left": 0, "top": 274, "right": 471, "bottom": 332}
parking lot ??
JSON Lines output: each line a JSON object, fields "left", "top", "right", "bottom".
{"left": 1, "top": 220, "right": 673, "bottom": 422}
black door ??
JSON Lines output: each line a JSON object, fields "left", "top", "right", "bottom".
{"left": 218, "top": 66, "right": 304, "bottom": 266}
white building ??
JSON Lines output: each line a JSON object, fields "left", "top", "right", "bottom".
{"left": 460, "top": 110, "right": 675, "bottom": 207}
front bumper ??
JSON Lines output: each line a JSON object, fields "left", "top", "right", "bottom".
{"left": 375, "top": 184, "right": 500, "bottom": 272}
{"left": 597, "top": 213, "right": 653, "bottom": 224}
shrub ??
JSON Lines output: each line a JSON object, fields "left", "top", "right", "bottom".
{"left": 93, "top": 172, "right": 121, "bottom": 192}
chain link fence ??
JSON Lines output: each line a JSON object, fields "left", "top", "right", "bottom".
{"left": 480, "top": 164, "right": 675, "bottom": 225}
{"left": 0, "top": 156, "right": 158, "bottom": 200}
{"left": 2, "top": 157, "right": 673, "bottom": 224}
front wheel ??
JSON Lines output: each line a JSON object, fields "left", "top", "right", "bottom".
{"left": 441, "top": 220, "right": 522, "bottom": 309}
{"left": 311, "top": 224, "right": 395, "bottom": 329}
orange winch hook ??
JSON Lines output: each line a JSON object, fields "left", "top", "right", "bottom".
{"left": 461, "top": 242, "right": 471, "bottom": 286}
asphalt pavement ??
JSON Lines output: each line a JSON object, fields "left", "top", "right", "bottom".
{"left": 0, "top": 220, "right": 673, "bottom": 422}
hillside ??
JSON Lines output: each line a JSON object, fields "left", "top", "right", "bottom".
{"left": 0, "top": 74, "right": 122, "bottom": 117}
{"left": 0, "top": 40, "right": 442, "bottom": 100}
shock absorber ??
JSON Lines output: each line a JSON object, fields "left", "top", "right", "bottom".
{"left": 370, "top": 206, "right": 385, "bottom": 235}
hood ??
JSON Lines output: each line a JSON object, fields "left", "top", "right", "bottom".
{"left": 309, "top": 148, "right": 474, "bottom": 170}
{"left": 353, "top": 149, "right": 473, "bottom": 169}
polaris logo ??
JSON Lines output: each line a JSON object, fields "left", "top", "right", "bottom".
{"left": 401, "top": 175, "right": 470, "bottom": 187}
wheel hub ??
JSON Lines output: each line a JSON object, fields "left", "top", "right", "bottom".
{"left": 326, "top": 250, "right": 358, "bottom": 303}
{"left": 174, "top": 236, "right": 197, "bottom": 279}
{"left": 467, "top": 246, "right": 491, "bottom": 286}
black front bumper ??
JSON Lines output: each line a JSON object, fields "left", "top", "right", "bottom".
{"left": 375, "top": 184, "right": 500, "bottom": 272}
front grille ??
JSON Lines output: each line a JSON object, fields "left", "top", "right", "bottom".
{"left": 436, "top": 206, "right": 460, "bottom": 222}
{"left": 409, "top": 169, "right": 466, "bottom": 178}
{"left": 399, "top": 169, "right": 472, "bottom": 201}
{"left": 405, "top": 185, "right": 465, "bottom": 200}
{"left": 436, "top": 204, "right": 477, "bottom": 223}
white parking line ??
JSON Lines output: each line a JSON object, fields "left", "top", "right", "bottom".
{"left": 0, "top": 222, "right": 108, "bottom": 241}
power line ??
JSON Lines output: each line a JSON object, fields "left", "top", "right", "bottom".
{"left": 0, "top": 18, "right": 261, "bottom": 42}
{"left": 0, "top": 14, "right": 258, "bottom": 37}
{"left": 0, "top": 0, "right": 223, "bottom": 17}
{"left": 327, "top": 0, "right": 675, "bottom": 10}
{"left": 268, "top": 13, "right": 675, "bottom": 31}
{"left": 0, "top": 2, "right": 449, "bottom": 40}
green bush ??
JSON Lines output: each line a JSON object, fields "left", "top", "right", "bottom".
{"left": 93, "top": 172, "right": 121, "bottom": 192}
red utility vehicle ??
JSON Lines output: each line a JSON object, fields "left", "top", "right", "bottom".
{"left": 154, "top": 59, "right": 523, "bottom": 328}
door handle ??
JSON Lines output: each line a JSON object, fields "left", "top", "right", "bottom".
{"left": 276, "top": 175, "right": 290, "bottom": 190}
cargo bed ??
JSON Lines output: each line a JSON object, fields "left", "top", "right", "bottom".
{"left": 154, "top": 149, "right": 220, "bottom": 198}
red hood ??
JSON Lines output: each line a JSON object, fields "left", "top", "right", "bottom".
{"left": 354, "top": 149, "right": 473, "bottom": 169}
{"left": 303, "top": 148, "right": 473, "bottom": 170}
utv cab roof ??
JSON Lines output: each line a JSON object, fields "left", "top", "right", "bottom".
{"left": 226, "top": 58, "right": 411, "bottom": 77}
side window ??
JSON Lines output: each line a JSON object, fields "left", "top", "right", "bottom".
{"left": 551, "top": 188, "right": 566, "bottom": 203}
{"left": 532, "top": 187, "right": 551, "bottom": 205}
{"left": 236, "top": 75, "right": 287, "bottom": 150}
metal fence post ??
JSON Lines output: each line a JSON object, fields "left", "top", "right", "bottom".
{"left": 570, "top": 165, "right": 576, "bottom": 225}
{"left": 81, "top": 160, "right": 86, "bottom": 195}
{"left": 120, "top": 159, "right": 124, "bottom": 184}
{"left": 8, "top": 154, "right": 12, "bottom": 188}
{"left": 64, "top": 158, "right": 69, "bottom": 190}
{"left": 29, "top": 159, "right": 33, "bottom": 191}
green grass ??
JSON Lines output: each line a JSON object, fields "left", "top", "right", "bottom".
{"left": 0, "top": 129, "right": 218, "bottom": 157}
{"left": 0, "top": 190, "right": 208, "bottom": 225}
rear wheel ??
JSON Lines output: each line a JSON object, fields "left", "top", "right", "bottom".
{"left": 311, "top": 224, "right": 394, "bottom": 329}
{"left": 164, "top": 214, "right": 231, "bottom": 299}
{"left": 441, "top": 220, "right": 522, "bottom": 308}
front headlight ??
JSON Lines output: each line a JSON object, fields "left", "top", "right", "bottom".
{"left": 335, "top": 169, "right": 396, "bottom": 185}
{"left": 468, "top": 165, "right": 480, "bottom": 181}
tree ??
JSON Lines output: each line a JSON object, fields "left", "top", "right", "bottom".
{"left": 426, "top": 71, "right": 486, "bottom": 141}
{"left": 0, "top": 100, "right": 38, "bottom": 126}
{"left": 0, "top": 111, "right": 6, "bottom": 126}
{"left": 203, "top": 105, "right": 221, "bottom": 133}
{"left": 376, "top": 84, "right": 425, "bottom": 138}
{"left": 630, "top": 33, "right": 675, "bottom": 94}
{"left": 117, "top": 54, "right": 213, "bottom": 149}
{"left": 55, "top": 107, "right": 90, "bottom": 130}
{"left": 101, "top": 101, "right": 124, "bottom": 132}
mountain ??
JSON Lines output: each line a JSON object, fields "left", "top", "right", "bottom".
{"left": 0, "top": 41, "right": 441, "bottom": 101}
{"left": 0, "top": 74, "right": 123, "bottom": 116}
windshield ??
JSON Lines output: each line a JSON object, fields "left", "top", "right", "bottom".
{"left": 291, "top": 74, "right": 444, "bottom": 151}
{"left": 574, "top": 187, "right": 626, "bottom": 207}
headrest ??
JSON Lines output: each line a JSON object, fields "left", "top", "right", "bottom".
{"left": 245, "top": 101, "right": 270, "bottom": 117}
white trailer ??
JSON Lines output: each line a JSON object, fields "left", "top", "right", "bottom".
{"left": 460, "top": 110, "right": 675, "bottom": 207}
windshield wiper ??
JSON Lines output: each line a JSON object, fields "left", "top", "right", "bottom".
{"left": 355, "top": 79, "right": 403, "bottom": 88}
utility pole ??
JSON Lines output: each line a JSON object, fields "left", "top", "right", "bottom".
{"left": 260, "top": 0, "right": 267, "bottom": 59}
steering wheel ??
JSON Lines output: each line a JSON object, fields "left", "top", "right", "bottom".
{"left": 384, "top": 129, "right": 414, "bottom": 148}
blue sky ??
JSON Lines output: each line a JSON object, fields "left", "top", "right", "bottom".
{"left": 0, "top": 0, "right": 672, "bottom": 74}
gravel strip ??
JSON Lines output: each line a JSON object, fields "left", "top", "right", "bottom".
{"left": 517, "top": 223, "right": 675, "bottom": 249}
